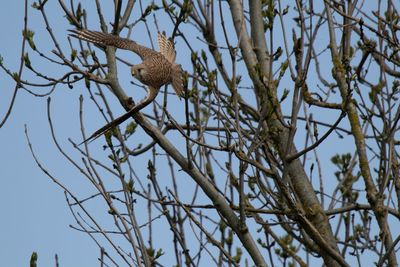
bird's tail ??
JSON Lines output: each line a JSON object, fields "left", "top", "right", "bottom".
{"left": 68, "top": 29, "right": 108, "bottom": 47}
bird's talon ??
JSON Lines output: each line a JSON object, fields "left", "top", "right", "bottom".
{"left": 126, "top": 97, "right": 134, "bottom": 106}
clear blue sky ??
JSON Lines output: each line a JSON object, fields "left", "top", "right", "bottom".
{"left": 0, "top": 2, "right": 98, "bottom": 266}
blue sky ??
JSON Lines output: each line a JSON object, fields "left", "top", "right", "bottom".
{"left": 0, "top": 2, "right": 98, "bottom": 266}
{"left": 0, "top": 1, "right": 150, "bottom": 266}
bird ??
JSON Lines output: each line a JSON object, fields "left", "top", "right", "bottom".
{"left": 69, "top": 29, "right": 184, "bottom": 144}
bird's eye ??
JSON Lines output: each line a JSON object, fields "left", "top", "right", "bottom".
{"left": 132, "top": 68, "right": 140, "bottom": 75}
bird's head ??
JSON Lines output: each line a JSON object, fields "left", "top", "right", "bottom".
{"left": 131, "top": 65, "right": 147, "bottom": 82}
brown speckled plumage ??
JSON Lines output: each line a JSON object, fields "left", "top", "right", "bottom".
{"left": 69, "top": 29, "right": 184, "bottom": 144}
{"left": 69, "top": 29, "right": 183, "bottom": 96}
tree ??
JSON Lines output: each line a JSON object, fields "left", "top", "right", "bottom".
{"left": 1, "top": 1, "right": 400, "bottom": 266}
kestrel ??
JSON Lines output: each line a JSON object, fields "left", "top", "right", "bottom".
{"left": 69, "top": 29, "right": 184, "bottom": 144}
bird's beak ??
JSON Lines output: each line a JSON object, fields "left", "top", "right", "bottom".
{"left": 131, "top": 69, "right": 135, "bottom": 76}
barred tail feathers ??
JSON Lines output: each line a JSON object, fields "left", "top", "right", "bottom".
{"left": 68, "top": 29, "right": 153, "bottom": 59}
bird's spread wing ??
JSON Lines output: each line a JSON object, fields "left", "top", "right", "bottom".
{"left": 157, "top": 32, "right": 184, "bottom": 98}
{"left": 157, "top": 32, "right": 176, "bottom": 64}
{"left": 69, "top": 29, "right": 156, "bottom": 60}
